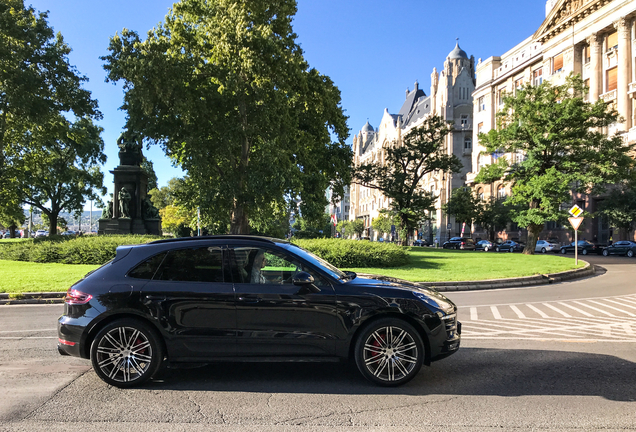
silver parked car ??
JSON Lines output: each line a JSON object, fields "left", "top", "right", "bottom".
{"left": 535, "top": 240, "right": 558, "bottom": 253}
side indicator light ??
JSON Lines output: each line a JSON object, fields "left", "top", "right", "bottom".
{"left": 58, "top": 338, "right": 76, "bottom": 346}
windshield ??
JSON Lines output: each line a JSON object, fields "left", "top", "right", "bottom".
{"left": 282, "top": 243, "right": 347, "bottom": 281}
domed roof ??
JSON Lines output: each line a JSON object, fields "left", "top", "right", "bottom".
{"left": 448, "top": 42, "right": 468, "bottom": 60}
{"left": 361, "top": 120, "right": 374, "bottom": 133}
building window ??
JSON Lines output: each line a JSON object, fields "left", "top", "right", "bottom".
{"left": 478, "top": 96, "right": 485, "bottom": 111}
{"left": 497, "top": 185, "right": 506, "bottom": 198}
{"left": 606, "top": 31, "right": 618, "bottom": 51}
{"left": 606, "top": 67, "right": 617, "bottom": 92}
{"left": 583, "top": 45, "right": 590, "bottom": 64}
{"left": 552, "top": 53, "right": 564, "bottom": 74}
{"left": 460, "top": 114, "right": 469, "bottom": 127}
{"left": 477, "top": 122, "right": 484, "bottom": 135}
{"left": 464, "top": 137, "right": 472, "bottom": 149}
{"left": 477, "top": 188, "right": 484, "bottom": 201}
{"left": 498, "top": 88, "right": 506, "bottom": 106}
{"left": 514, "top": 78, "right": 523, "bottom": 93}
{"left": 533, "top": 68, "right": 543, "bottom": 86}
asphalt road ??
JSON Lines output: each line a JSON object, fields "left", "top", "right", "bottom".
{"left": 1, "top": 254, "right": 635, "bottom": 431}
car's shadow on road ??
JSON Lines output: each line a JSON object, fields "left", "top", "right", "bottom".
{"left": 147, "top": 347, "right": 636, "bottom": 401}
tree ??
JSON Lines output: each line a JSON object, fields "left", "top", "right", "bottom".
{"left": 372, "top": 211, "right": 398, "bottom": 239}
{"left": 0, "top": 202, "right": 25, "bottom": 238}
{"left": 478, "top": 74, "right": 634, "bottom": 254}
{"left": 474, "top": 197, "right": 514, "bottom": 242}
{"left": 442, "top": 188, "right": 480, "bottom": 234}
{"left": 353, "top": 115, "right": 463, "bottom": 245}
{"left": 141, "top": 157, "right": 158, "bottom": 191}
{"left": 159, "top": 205, "right": 194, "bottom": 237}
{"left": 0, "top": 0, "right": 98, "bottom": 193}
{"left": 597, "top": 179, "right": 636, "bottom": 240}
{"left": 349, "top": 219, "right": 365, "bottom": 238}
{"left": 336, "top": 220, "right": 350, "bottom": 238}
{"left": 103, "top": 0, "right": 352, "bottom": 234}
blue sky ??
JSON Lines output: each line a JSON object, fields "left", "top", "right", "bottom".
{"left": 27, "top": 0, "right": 547, "bottom": 206}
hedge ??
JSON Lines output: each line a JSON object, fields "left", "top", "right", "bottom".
{"left": 293, "top": 238, "right": 409, "bottom": 268}
{"left": 0, "top": 236, "right": 409, "bottom": 268}
{"left": 0, "top": 235, "right": 161, "bottom": 265}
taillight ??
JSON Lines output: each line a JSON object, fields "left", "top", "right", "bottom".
{"left": 461, "top": 242, "right": 466, "bottom": 245}
{"left": 65, "top": 289, "right": 92, "bottom": 305}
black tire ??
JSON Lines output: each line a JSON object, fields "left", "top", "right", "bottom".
{"left": 561, "top": 248, "right": 567, "bottom": 254}
{"left": 90, "top": 318, "right": 163, "bottom": 388}
{"left": 602, "top": 249, "right": 609, "bottom": 257}
{"left": 628, "top": 250, "right": 634, "bottom": 258}
{"left": 541, "top": 248, "right": 546, "bottom": 254}
{"left": 484, "top": 246, "right": 489, "bottom": 252}
{"left": 496, "top": 247, "right": 500, "bottom": 252}
{"left": 582, "top": 249, "right": 588, "bottom": 255}
{"left": 508, "top": 247, "right": 513, "bottom": 253}
{"left": 354, "top": 318, "right": 424, "bottom": 387}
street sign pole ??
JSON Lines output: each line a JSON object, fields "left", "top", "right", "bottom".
{"left": 568, "top": 216, "right": 584, "bottom": 266}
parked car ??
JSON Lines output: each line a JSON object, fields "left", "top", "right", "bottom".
{"left": 442, "top": 237, "right": 476, "bottom": 250}
{"left": 58, "top": 235, "right": 461, "bottom": 387}
{"left": 35, "top": 230, "right": 48, "bottom": 238}
{"left": 496, "top": 240, "right": 524, "bottom": 252}
{"left": 601, "top": 241, "right": 636, "bottom": 257}
{"left": 559, "top": 240, "right": 602, "bottom": 255}
{"left": 475, "top": 240, "right": 494, "bottom": 251}
{"left": 535, "top": 240, "right": 559, "bottom": 254}
{"left": 413, "top": 239, "right": 429, "bottom": 247}
{"left": 61, "top": 231, "right": 76, "bottom": 236}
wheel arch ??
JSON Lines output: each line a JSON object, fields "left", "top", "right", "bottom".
{"left": 82, "top": 312, "right": 168, "bottom": 361}
{"left": 346, "top": 312, "right": 432, "bottom": 366}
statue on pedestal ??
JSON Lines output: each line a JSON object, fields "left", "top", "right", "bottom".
{"left": 100, "top": 199, "right": 113, "bottom": 220}
{"left": 117, "top": 132, "right": 143, "bottom": 166}
{"left": 118, "top": 187, "right": 132, "bottom": 218}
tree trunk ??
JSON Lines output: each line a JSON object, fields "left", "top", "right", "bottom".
{"left": 48, "top": 213, "right": 58, "bottom": 236}
{"left": 230, "top": 201, "right": 249, "bottom": 234}
{"left": 523, "top": 223, "right": 543, "bottom": 255}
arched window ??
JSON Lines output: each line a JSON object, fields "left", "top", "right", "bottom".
{"left": 497, "top": 185, "right": 506, "bottom": 199}
{"left": 477, "top": 188, "right": 484, "bottom": 201}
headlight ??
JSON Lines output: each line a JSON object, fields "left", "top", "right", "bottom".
{"left": 412, "top": 291, "right": 454, "bottom": 313}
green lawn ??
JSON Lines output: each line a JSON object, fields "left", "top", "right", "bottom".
{"left": 0, "top": 247, "right": 584, "bottom": 293}
{"left": 344, "top": 247, "right": 584, "bottom": 282}
{"left": 0, "top": 260, "right": 99, "bottom": 294}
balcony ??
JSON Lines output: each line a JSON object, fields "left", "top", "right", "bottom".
{"left": 600, "top": 89, "right": 617, "bottom": 102}
{"left": 629, "top": 82, "right": 636, "bottom": 96}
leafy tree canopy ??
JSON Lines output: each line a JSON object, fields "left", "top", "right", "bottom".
{"left": 442, "top": 188, "right": 480, "bottom": 228}
{"left": 477, "top": 74, "right": 634, "bottom": 253}
{"left": 596, "top": 175, "right": 636, "bottom": 239}
{"left": 353, "top": 115, "right": 462, "bottom": 244}
{"left": 102, "top": 0, "right": 352, "bottom": 234}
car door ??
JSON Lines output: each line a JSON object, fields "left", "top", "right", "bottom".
{"left": 229, "top": 245, "right": 338, "bottom": 357}
{"left": 139, "top": 245, "right": 236, "bottom": 360}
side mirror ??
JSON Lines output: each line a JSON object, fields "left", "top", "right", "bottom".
{"left": 292, "top": 271, "right": 315, "bottom": 285}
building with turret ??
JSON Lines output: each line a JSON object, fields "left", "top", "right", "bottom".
{"left": 349, "top": 43, "right": 475, "bottom": 243}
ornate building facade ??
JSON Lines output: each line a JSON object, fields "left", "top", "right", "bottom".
{"left": 349, "top": 44, "right": 475, "bottom": 243}
{"left": 468, "top": 0, "right": 636, "bottom": 244}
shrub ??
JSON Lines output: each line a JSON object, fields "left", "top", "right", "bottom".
{"left": 292, "top": 238, "right": 409, "bottom": 268}
{"left": 0, "top": 235, "right": 161, "bottom": 265}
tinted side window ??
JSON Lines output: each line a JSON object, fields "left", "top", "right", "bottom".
{"left": 155, "top": 247, "right": 225, "bottom": 283}
{"left": 128, "top": 252, "right": 167, "bottom": 279}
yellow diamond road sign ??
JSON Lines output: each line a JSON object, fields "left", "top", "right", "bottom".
{"left": 569, "top": 205, "right": 583, "bottom": 217}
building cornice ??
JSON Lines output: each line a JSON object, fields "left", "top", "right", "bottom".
{"left": 534, "top": 0, "right": 613, "bottom": 43}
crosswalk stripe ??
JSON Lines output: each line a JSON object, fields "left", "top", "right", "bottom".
{"left": 604, "top": 298, "right": 636, "bottom": 310}
{"left": 490, "top": 306, "right": 502, "bottom": 320}
{"left": 572, "top": 301, "right": 616, "bottom": 317}
{"left": 623, "top": 323, "right": 635, "bottom": 336}
{"left": 557, "top": 302, "right": 595, "bottom": 317}
{"left": 542, "top": 303, "right": 572, "bottom": 317}
{"left": 510, "top": 305, "right": 526, "bottom": 318}
{"left": 526, "top": 304, "right": 550, "bottom": 318}
{"left": 586, "top": 299, "right": 636, "bottom": 317}
{"left": 470, "top": 307, "right": 478, "bottom": 321}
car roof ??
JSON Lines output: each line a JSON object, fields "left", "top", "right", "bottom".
{"left": 148, "top": 234, "right": 290, "bottom": 246}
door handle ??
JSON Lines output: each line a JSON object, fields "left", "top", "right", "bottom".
{"left": 237, "top": 297, "right": 260, "bottom": 303}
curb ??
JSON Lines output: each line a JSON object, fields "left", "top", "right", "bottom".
{"left": 422, "top": 261, "right": 595, "bottom": 292}
{"left": 0, "top": 261, "right": 596, "bottom": 304}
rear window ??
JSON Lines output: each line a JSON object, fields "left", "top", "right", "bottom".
{"left": 128, "top": 252, "right": 167, "bottom": 279}
{"left": 154, "top": 247, "right": 226, "bottom": 283}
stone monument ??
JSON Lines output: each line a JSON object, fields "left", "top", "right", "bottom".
{"left": 98, "top": 131, "right": 162, "bottom": 235}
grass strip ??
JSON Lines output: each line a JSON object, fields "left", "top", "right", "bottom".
{"left": 0, "top": 260, "right": 99, "bottom": 293}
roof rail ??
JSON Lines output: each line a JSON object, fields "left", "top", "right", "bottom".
{"left": 148, "top": 235, "right": 288, "bottom": 245}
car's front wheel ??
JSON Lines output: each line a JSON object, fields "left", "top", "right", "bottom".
{"left": 90, "top": 318, "right": 163, "bottom": 388}
{"left": 627, "top": 250, "right": 634, "bottom": 258}
{"left": 561, "top": 248, "right": 567, "bottom": 254}
{"left": 354, "top": 318, "right": 424, "bottom": 387}
{"left": 582, "top": 249, "right": 588, "bottom": 255}
{"left": 496, "top": 247, "right": 500, "bottom": 252}
{"left": 541, "top": 248, "right": 546, "bottom": 254}
{"left": 484, "top": 246, "right": 489, "bottom": 252}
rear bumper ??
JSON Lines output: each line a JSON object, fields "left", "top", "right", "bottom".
{"left": 57, "top": 316, "right": 87, "bottom": 358}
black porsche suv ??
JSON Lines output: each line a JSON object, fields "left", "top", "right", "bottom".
{"left": 58, "top": 236, "right": 460, "bottom": 387}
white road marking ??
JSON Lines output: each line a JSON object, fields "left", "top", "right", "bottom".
{"left": 470, "top": 307, "right": 478, "bottom": 321}
{"left": 586, "top": 299, "right": 636, "bottom": 317}
{"left": 542, "top": 303, "right": 572, "bottom": 318}
{"left": 0, "top": 328, "right": 56, "bottom": 333}
{"left": 572, "top": 301, "right": 616, "bottom": 317}
{"left": 510, "top": 305, "right": 526, "bottom": 318}
{"left": 623, "top": 323, "right": 635, "bottom": 336}
{"left": 557, "top": 302, "right": 595, "bottom": 317}
{"left": 526, "top": 304, "right": 550, "bottom": 318}
{"left": 490, "top": 306, "right": 502, "bottom": 320}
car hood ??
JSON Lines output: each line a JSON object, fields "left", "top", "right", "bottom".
{"left": 343, "top": 274, "right": 456, "bottom": 311}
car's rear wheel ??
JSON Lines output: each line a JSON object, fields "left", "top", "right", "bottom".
{"left": 90, "top": 318, "right": 163, "bottom": 388}
{"left": 561, "top": 248, "right": 567, "bottom": 254}
{"left": 484, "top": 246, "right": 489, "bottom": 252}
{"left": 541, "top": 248, "right": 546, "bottom": 254}
{"left": 508, "top": 247, "right": 513, "bottom": 253}
{"left": 496, "top": 247, "right": 500, "bottom": 252}
{"left": 582, "top": 249, "right": 588, "bottom": 255}
{"left": 354, "top": 318, "right": 424, "bottom": 387}
{"left": 602, "top": 249, "right": 609, "bottom": 257}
